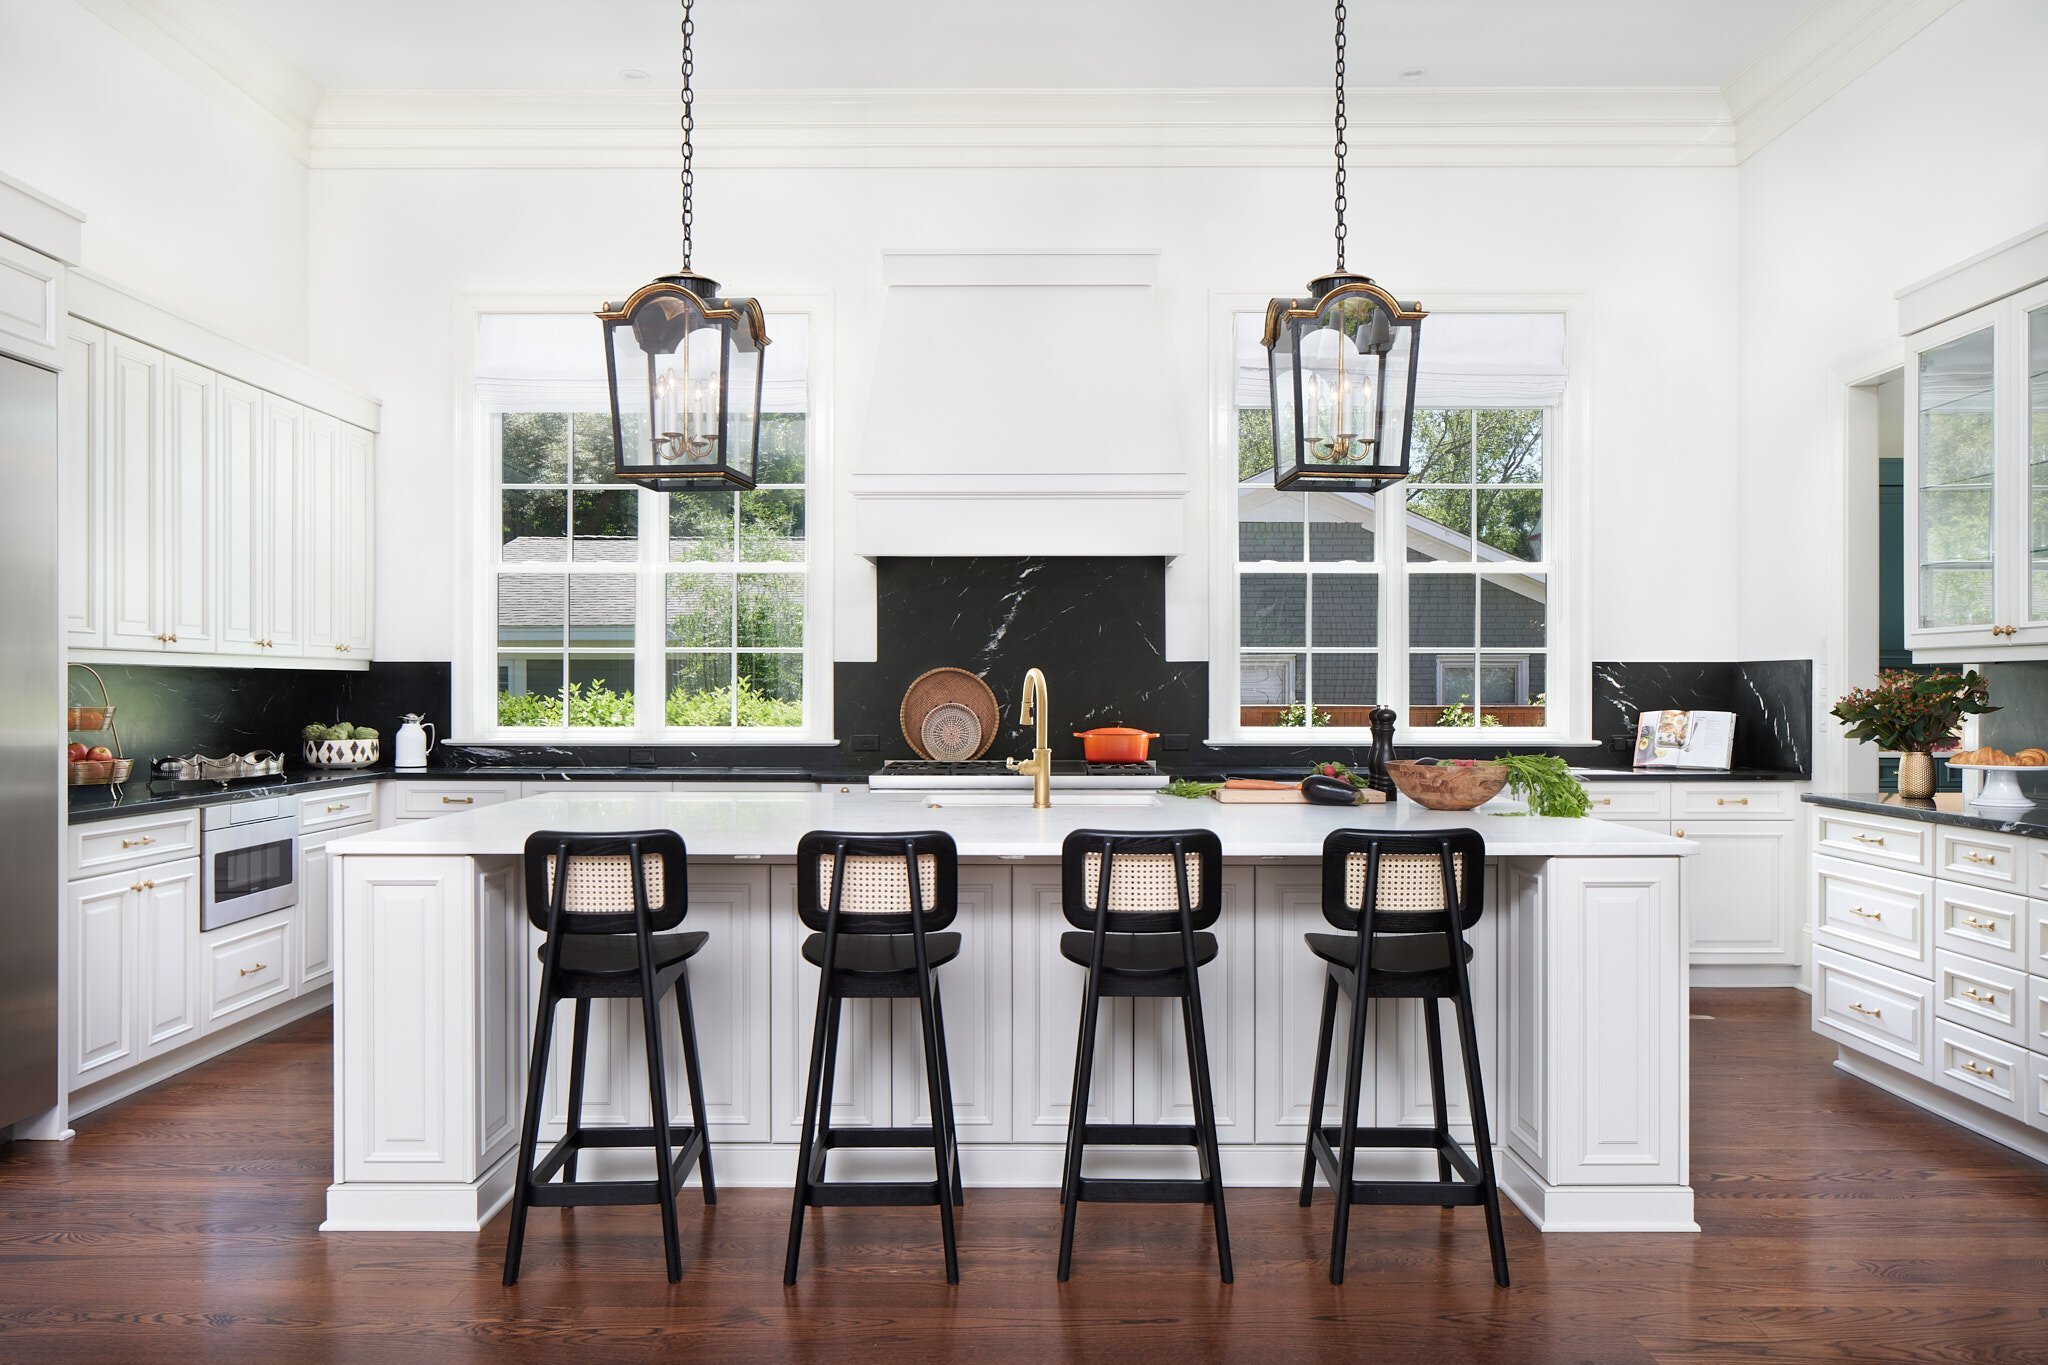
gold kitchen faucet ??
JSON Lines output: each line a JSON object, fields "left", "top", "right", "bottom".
{"left": 1006, "top": 668, "right": 1053, "bottom": 809}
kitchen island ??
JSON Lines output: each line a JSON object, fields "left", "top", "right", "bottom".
{"left": 322, "top": 789, "right": 1698, "bottom": 1235}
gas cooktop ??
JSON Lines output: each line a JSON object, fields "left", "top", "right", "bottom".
{"left": 869, "top": 760, "right": 1165, "bottom": 790}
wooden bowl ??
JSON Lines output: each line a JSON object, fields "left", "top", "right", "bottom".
{"left": 1386, "top": 760, "right": 1507, "bottom": 811}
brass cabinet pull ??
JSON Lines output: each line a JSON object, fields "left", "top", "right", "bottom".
{"left": 1851, "top": 833, "right": 1886, "bottom": 846}
{"left": 1960, "top": 1059, "right": 1997, "bottom": 1077}
{"left": 325, "top": 803, "right": 349, "bottom": 813}
{"left": 1716, "top": 797, "right": 1749, "bottom": 806}
{"left": 441, "top": 795, "right": 474, "bottom": 805}
{"left": 1674, "top": 828, "right": 1685, "bottom": 838}
{"left": 1847, "top": 1003, "right": 1882, "bottom": 1019}
{"left": 1592, "top": 797, "right": 1612, "bottom": 806}
{"left": 120, "top": 835, "right": 155, "bottom": 849}
{"left": 1847, "top": 905, "right": 1883, "bottom": 921}
{"left": 1960, "top": 986, "right": 1999, "bottom": 1004}
{"left": 1961, "top": 851, "right": 1998, "bottom": 865}
{"left": 238, "top": 962, "right": 266, "bottom": 978}
{"left": 1961, "top": 914, "right": 1999, "bottom": 930}
{"left": 129, "top": 879, "right": 155, "bottom": 892}
{"left": 168, "top": 634, "right": 178, "bottom": 644}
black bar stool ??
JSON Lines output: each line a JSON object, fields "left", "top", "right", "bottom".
{"left": 502, "top": 829, "right": 716, "bottom": 1286}
{"left": 1056, "top": 829, "right": 1232, "bottom": 1283}
{"left": 784, "top": 830, "right": 964, "bottom": 1285}
{"left": 1299, "top": 827, "right": 1508, "bottom": 1287}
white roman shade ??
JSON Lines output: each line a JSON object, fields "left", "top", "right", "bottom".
{"left": 477, "top": 310, "right": 810, "bottom": 413}
{"left": 1235, "top": 310, "right": 1567, "bottom": 409}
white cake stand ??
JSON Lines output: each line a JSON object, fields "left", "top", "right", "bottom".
{"left": 1945, "top": 761, "right": 2039, "bottom": 813}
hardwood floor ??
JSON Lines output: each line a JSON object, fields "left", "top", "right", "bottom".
{"left": 3, "top": 990, "right": 2047, "bottom": 1362}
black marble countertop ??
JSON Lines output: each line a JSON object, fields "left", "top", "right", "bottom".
{"left": 1803, "top": 790, "right": 2048, "bottom": 838}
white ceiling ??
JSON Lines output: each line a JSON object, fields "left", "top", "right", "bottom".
{"left": 215, "top": 0, "right": 1820, "bottom": 92}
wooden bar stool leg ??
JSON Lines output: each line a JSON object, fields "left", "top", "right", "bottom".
{"left": 1056, "top": 967, "right": 1105, "bottom": 1282}
{"left": 1329, "top": 979, "right": 1371, "bottom": 1286}
{"left": 1299, "top": 973, "right": 1339, "bottom": 1207}
{"left": 638, "top": 963, "right": 682, "bottom": 1283}
{"left": 1423, "top": 1000, "right": 1456, "bottom": 1208}
{"left": 784, "top": 965, "right": 836, "bottom": 1285}
{"left": 1181, "top": 989, "right": 1233, "bottom": 1284}
{"left": 931, "top": 980, "right": 964, "bottom": 1208}
{"left": 915, "top": 961, "right": 960, "bottom": 1284}
{"left": 562, "top": 998, "right": 591, "bottom": 1184}
{"left": 1453, "top": 969, "right": 1511, "bottom": 1288}
{"left": 673, "top": 969, "right": 716, "bottom": 1204}
{"left": 503, "top": 982, "right": 560, "bottom": 1287}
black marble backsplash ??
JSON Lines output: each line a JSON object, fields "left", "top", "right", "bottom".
{"left": 1974, "top": 661, "right": 2048, "bottom": 796}
{"left": 1589, "top": 659, "right": 1812, "bottom": 776}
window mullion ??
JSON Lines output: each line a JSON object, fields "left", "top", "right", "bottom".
{"left": 638, "top": 478, "right": 664, "bottom": 739}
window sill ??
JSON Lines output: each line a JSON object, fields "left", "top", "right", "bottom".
{"left": 1208, "top": 731, "right": 1594, "bottom": 748}
{"left": 464, "top": 732, "right": 842, "bottom": 747}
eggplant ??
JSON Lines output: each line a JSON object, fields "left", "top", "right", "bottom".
{"left": 1301, "top": 774, "right": 1360, "bottom": 806}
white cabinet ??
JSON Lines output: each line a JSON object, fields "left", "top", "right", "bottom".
{"left": 64, "top": 857, "right": 202, "bottom": 1089}
{"left": 59, "top": 323, "right": 105, "bottom": 646}
{"left": 299, "top": 832, "right": 339, "bottom": 990}
{"left": 67, "top": 317, "right": 375, "bottom": 666}
{"left": 202, "top": 911, "right": 294, "bottom": 1028}
{"left": 1906, "top": 279, "right": 2048, "bottom": 659}
{"left": 1010, "top": 864, "right": 1132, "bottom": 1140}
{"left": 891, "top": 864, "right": 1014, "bottom": 1142}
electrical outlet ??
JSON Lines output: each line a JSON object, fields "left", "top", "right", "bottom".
{"left": 852, "top": 733, "right": 879, "bottom": 751}
{"left": 628, "top": 747, "right": 657, "bottom": 768}
{"left": 1161, "top": 733, "right": 1190, "bottom": 751}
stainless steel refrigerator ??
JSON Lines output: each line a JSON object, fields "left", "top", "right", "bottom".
{"left": 0, "top": 352, "right": 60, "bottom": 1134}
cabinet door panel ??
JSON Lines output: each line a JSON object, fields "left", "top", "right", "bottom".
{"left": 770, "top": 866, "right": 891, "bottom": 1135}
{"left": 104, "top": 336, "right": 162, "bottom": 647}
{"left": 138, "top": 863, "right": 202, "bottom": 1053}
{"left": 1132, "top": 867, "right": 1253, "bottom": 1140}
{"left": 338, "top": 424, "right": 375, "bottom": 654}
{"left": 1908, "top": 322, "right": 1998, "bottom": 644}
{"left": 268, "top": 397, "right": 309, "bottom": 654}
{"left": 1011, "top": 865, "right": 1131, "bottom": 1140}
{"left": 299, "top": 835, "right": 335, "bottom": 988}
{"left": 162, "top": 358, "right": 216, "bottom": 651}
{"left": 60, "top": 325, "right": 105, "bottom": 645}
{"left": 653, "top": 869, "right": 771, "bottom": 1142}
{"left": 67, "top": 873, "right": 137, "bottom": 1084}
{"left": 1253, "top": 864, "right": 1381, "bottom": 1144}
{"left": 893, "top": 866, "right": 1012, "bottom": 1141}
{"left": 217, "top": 377, "right": 264, "bottom": 653}
{"left": 1679, "top": 821, "right": 1796, "bottom": 964}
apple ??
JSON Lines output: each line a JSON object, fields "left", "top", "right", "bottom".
{"left": 87, "top": 745, "right": 113, "bottom": 762}
{"left": 67, "top": 742, "right": 87, "bottom": 763}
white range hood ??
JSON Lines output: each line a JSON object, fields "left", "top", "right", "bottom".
{"left": 852, "top": 249, "right": 1190, "bottom": 559}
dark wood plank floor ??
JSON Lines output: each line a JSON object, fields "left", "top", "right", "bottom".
{"left": 3, "top": 989, "right": 2047, "bottom": 1362}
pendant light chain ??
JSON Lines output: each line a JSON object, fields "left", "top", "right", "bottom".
{"left": 1331, "top": 0, "right": 1348, "bottom": 272}
{"left": 679, "top": 0, "right": 696, "bottom": 271}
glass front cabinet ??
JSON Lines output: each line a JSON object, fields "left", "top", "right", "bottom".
{"left": 1906, "top": 279, "right": 2048, "bottom": 659}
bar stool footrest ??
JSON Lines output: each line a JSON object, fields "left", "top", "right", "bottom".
{"left": 530, "top": 1126, "right": 708, "bottom": 1187}
{"left": 820, "top": 1125, "right": 951, "bottom": 1150}
{"left": 1079, "top": 1122, "right": 1200, "bottom": 1147}
{"left": 1308, "top": 1126, "right": 1486, "bottom": 1195}
{"left": 1073, "top": 1176, "right": 1214, "bottom": 1205}
{"left": 802, "top": 1180, "right": 945, "bottom": 1209}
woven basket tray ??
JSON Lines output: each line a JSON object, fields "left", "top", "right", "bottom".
{"left": 900, "top": 668, "right": 1001, "bottom": 759}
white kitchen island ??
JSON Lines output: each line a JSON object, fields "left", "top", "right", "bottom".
{"left": 322, "top": 789, "right": 1698, "bottom": 1236}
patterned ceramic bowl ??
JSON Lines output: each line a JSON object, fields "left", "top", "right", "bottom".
{"left": 305, "top": 737, "right": 380, "bottom": 769}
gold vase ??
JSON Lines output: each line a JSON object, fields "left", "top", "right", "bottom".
{"left": 1897, "top": 750, "right": 1935, "bottom": 800}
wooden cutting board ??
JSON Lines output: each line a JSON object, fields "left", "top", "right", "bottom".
{"left": 1210, "top": 783, "right": 1387, "bottom": 805}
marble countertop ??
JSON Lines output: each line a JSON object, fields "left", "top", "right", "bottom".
{"left": 327, "top": 788, "right": 1698, "bottom": 861}
{"left": 1803, "top": 790, "right": 2048, "bottom": 838}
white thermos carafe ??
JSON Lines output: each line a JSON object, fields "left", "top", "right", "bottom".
{"left": 394, "top": 713, "right": 435, "bottom": 770}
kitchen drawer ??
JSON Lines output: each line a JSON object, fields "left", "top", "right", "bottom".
{"left": 1934, "top": 950, "right": 2027, "bottom": 1046}
{"left": 1583, "top": 786, "right": 1669, "bottom": 821}
{"left": 2029, "top": 977, "right": 2048, "bottom": 1055}
{"left": 1674, "top": 785, "right": 1794, "bottom": 820}
{"left": 1813, "top": 854, "right": 1934, "bottom": 978}
{"left": 202, "top": 912, "right": 293, "bottom": 1027}
{"left": 2033, "top": 901, "right": 2048, "bottom": 977}
{"left": 1932, "top": 882, "right": 2027, "bottom": 970}
{"left": 1931, "top": 1020, "right": 2028, "bottom": 1121}
{"left": 299, "top": 785, "right": 378, "bottom": 834}
{"left": 2029, "top": 1054, "right": 2048, "bottom": 1134}
{"left": 1934, "top": 827, "right": 2026, "bottom": 893}
{"left": 1813, "top": 810, "right": 1932, "bottom": 874}
{"left": 69, "top": 811, "right": 202, "bottom": 878}
{"left": 1812, "top": 947, "right": 1934, "bottom": 1079}
{"left": 393, "top": 782, "right": 520, "bottom": 820}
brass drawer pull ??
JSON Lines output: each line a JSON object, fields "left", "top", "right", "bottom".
{"left": 1851, "top": 833, "right": 1886, "bottom": 846}
{"left": 1592, "top": 797, "right": 1612, "bottom": 806}
{"left": 1716, "top": 797, "right": 1749, "bottom": 806}
{"left": 441, "top": 795, "right": 474, "bottom": 805}
{"left": 1847, "top": 906, "right": 1884, "bottom": 921}
{"left": 1960, "top": 986, "right": 1999, "bottom": 1004}
{"left": 325, "top": 803, "right": 350, "bottom": 813}
{"left": 1961, "top": 851, "right": 1998, "bottom": 865}
{"left": 129, "top": 879, "right": 155, "bottom": 892}
{"left": 238, "top": 962, "right": 267, "bottom": 978}
{"left": 1960, "top": 1059, "right": 1997, "bottom": 1077}
{"left": 1847, "top": 1002, "right": 1883, "bottom": 1019}
{"left": 1961, "top": 914, "right": 1999, "bottom": 930}
{"left": 120, "top": 836, "right": 155, "bottom": 849}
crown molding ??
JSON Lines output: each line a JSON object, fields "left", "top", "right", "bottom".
{"left": 308, "top": 87, "right": 1737, "bottom": 170}
{"left": 1723, "top": 0, "right": 1964, "bottom": 160}
{"left": 73, "top": 0, "right": 321, "bottom": 161}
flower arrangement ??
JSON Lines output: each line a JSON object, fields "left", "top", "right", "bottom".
{"left": 1829, "top": 669, "right": 1996, "bottom": 753}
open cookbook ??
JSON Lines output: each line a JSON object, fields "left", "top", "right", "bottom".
{"left": 1632, "top": 709, "right": 1736, "bottom": 771}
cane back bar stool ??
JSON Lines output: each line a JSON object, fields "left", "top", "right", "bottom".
{"left": 1056, "top": 829, "right": 1232, "bottom": 1283}
{"left": 1299, "top": 827, "right": 1508, "bottom": 1287}
{"left": 785, "top": 830, "right": 965, "bottom": 1285}
{"left": 503, "top": 829, "right": 716, "bottom": 1286}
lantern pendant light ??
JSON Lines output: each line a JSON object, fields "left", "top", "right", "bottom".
{"left": 597, "top": 0, "right": 769, "bottom": 491}
{"left": 1262, "top": 0, "right": 1426, "bottom": 490}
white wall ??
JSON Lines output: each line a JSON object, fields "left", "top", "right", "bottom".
{"left": 0, "top": 0, "right": 309, "bottom": 359}
{"left": 310, "top": 156, "right": 1740, "bottom": 671}
{"left": 1736, "top": 0, "right": 2048, "bottom": 673}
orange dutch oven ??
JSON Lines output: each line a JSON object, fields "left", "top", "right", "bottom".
{"left": 1073, "top": 727, "right": 1161, "bottom": 763}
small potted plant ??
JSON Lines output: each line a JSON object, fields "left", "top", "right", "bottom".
{"left": 1830, "top": 669, "right": 1995, "bottom": 798}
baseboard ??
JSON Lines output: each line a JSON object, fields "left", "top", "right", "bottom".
{"left": 67, "top": 989, "right": 332, "bottom": 1123}
{"left": 1689, "top": 964, "right": 1801, "bottom": 988}
{"left": 1833, "top": 1050, "right": 2048, "bottom": 1165}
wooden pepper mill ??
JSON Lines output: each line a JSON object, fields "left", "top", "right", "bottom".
{"left": 1365, "top": 705, "right": 1398, "bottom": 800}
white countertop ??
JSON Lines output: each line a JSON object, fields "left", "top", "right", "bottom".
{"left": 332, "top": 789, "right": 1696, "bottom": 860}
